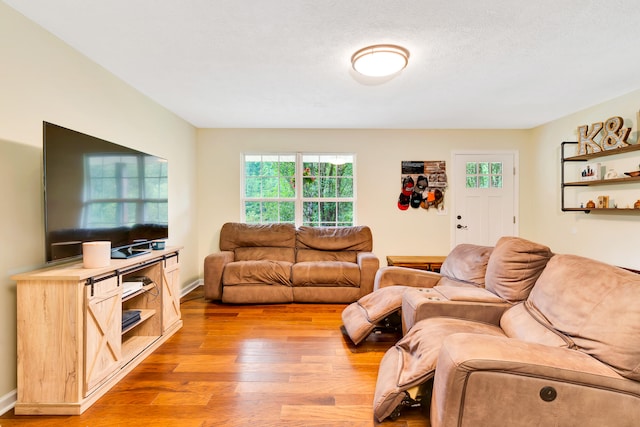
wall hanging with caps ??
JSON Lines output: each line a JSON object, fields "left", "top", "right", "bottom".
{"left": 398, "top": 161, "right": 447, "bottom": 211}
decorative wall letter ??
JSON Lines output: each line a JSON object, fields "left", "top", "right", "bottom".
{"left": 601, "top": 116, "right": 630, "bottom": 149}
{"left": 576, "top": 115, "right": 633, "bottom": 155}
{"left": 577, "top": 122, "right": 603, "bottom": 155}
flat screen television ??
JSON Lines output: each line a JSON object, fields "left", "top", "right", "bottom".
{"left": 43, "top": 122, "right": 168, "bottom": 262}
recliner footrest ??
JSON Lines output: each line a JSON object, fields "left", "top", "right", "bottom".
{"left": 373, "top": 317, "right": 506, "bottom": 422}
{"left": 341, "top": 286, "right": 412, "bottom": 345}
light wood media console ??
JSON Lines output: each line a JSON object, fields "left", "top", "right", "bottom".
{"left": 12, "top": 247, "right": 183, "bottom": 415}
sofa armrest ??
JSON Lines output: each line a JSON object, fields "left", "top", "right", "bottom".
{"left": 357, "top": 252, "right": 380, "bottom": 298}
{"left": 432, "top": 333, "right": 639, "bottom": 427}
{"left": 401, "top": 287, "right": 511, "bottom": 333}
{"left": 374, "top": 266, "right": 442, "bottom": 290}
{"left": 203, "top": 251, "right": 234, "bottom": 300}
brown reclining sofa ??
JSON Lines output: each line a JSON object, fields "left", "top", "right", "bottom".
{"left": 342, "top": 236, "right": 640, "bottom": 426}
{"left": 204, "top": 222, "right": 379, "bottom": 304}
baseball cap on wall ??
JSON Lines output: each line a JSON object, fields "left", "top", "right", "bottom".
{"left": 398, "top": 192, "right": 410, "bottom": 210}
{"left": 401, "top": 176, "right": 414, "bottom": 196}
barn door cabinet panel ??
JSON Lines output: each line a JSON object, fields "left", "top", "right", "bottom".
{"left": 84, "top": 276, "right": 122, "bottom": 393}
{"left": 561, "top": 141, "right": 640, "bottom": 213}
{"left": 162, "top": 254, "right": 181, "bottom": 332}
{"left": 13, "top": 247, "right": 183, "bottom": 415}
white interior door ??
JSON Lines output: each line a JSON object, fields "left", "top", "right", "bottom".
{"left": 453, "top": 152, "right": 518, "bottom": 247}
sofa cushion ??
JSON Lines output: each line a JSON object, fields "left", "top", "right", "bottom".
{"left": 219, "top": 222, "right": 296, "bottom": 251}
{"left": 296, "top": 226, "right": 372, "bottom": 251}
{"left": 528, "top": 254, "right": 640, "bottom": 381}
{"left": 500, "top": 302, "right": 573, "bottom": 348}
{"left": 291, "top": 261, "right": 360, "bottom": 287}
{"left": 235, "top": 247, "right": 295, "bottom": 262}
{"left": 296, "top": 249, "right": 357, "bottom": 263}
{"left": 434, "top": 285, "right": 506, "bottom": 303}
{"left": 484, "top": 236, "right": 553, "bottom": 303}
{"left": 439, "top": 244, "right": 493, "bottom": 287}
{"left": 222, "top": 260, "right": 292, "bottom": 287}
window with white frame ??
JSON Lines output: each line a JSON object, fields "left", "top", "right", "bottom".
{"left": 465, "top": 161, "right": 503, "bottom": 189}
{"left": 242, "top": 153, "right": 355, "bottom": 226}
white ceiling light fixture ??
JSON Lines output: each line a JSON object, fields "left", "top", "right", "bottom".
{"left": 351, "top": 44, "right": 410, "bottom": 77}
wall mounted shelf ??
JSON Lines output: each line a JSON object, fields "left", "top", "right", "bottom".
{"left": 561, "top": 141, "right": 640, "bottom": 213}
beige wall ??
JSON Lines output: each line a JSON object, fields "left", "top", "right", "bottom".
{"left": 0, "top": 3, "right": 198, "bottom": 402}
{"left": 3, "top": 0, "right": 640, "bottom": 414}
{"left": 527, "top": 88, "right": 640, "bottom": 269}
{"left": 196, "top": 128, "right": 534, "bottom": 267}
{"left": 196, "top": 94, "right": 640, "bottom": 273}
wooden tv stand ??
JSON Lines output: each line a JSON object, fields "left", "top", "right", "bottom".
{"left": 12, "top": 247, "right": 183, "bottom": 415}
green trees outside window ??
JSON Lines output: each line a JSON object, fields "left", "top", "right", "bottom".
{"left": 465, "top": 161, "right": 503, "bottom": 189}
{"left": 242, "top": 153, "right": 355, "bottom": 226}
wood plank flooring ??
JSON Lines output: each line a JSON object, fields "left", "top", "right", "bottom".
{"left": 1, "top": 287, "right": 429, "bottom": 426}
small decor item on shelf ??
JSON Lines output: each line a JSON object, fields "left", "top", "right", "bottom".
{"left": 624, "top": 170, "right": 640, "bottom": 177}
{"left": 586, "top": 200, "right": 596, "bottom": 209}
{"left": 580, "top": 163, "right": 604, "bottom": 181}
{"left": 82, "top": 241, "right": 111, "bottom": 268}
{"left": 635, "top": 200, "right": 640, "bottom": 209}
{"left": 597, "top": 196, "right": 610, "bottom": 209}
{"left": 605, "top": 169, "right": 618, "bottom": 179}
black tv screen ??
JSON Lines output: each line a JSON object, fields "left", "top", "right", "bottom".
{"left": 43, "top": 122, "right": 168, "bottom": 262}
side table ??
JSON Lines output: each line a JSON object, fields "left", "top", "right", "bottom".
{"left": 386, "top": 255, "right": 447, "bottom": 272}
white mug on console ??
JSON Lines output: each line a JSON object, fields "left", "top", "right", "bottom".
{"left": 82, "top": 241, "right": 111, "bottom": 268}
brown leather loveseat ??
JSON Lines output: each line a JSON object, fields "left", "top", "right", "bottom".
{"left": 204, "top": 222, "right": 379, "bottom": 304}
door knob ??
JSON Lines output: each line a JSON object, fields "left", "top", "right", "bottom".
{"left": 457, "top": 224, "right": 468, "bottom": 229}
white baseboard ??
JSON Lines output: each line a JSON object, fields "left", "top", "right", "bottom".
{"left": 0, "top": 389, "right": 16, "bottom": 416}
{"left": 181, "top": 278, "right": 203, "bottom": 298}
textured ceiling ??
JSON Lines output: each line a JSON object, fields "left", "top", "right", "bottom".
{"left": 5, "top": 0, "right": 640, "bottom": 129}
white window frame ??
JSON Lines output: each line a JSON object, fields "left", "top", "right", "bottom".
{"left": 240, "top": 153, "right": 357, "bottom": 226}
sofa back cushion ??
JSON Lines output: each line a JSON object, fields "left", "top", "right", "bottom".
{"left": 484, "top": 236, "right": 553, "bottom": 303}
{"left": 296, "top": 249, "right": 357, "bottom": 263}
{"left": 528, "top": 254, "right": 640, "bottom": 381}
{"left": 219, "top": 222, "right": 296, "bottom": 251}
{"left": 296, "top": 226, "right": 372, "bottom": 252}
{"left": 235, "top": 247, "right": 295, "bottom": 263}
{"left": 439, "top": 244, "right": 493, "bottom": 287}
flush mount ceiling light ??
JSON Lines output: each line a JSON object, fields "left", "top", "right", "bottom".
{"left": 351, "top": 44, "right": 410, "bottom": 77}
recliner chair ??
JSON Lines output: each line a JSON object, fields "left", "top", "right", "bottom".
{"left": 373, "top": 253, "right": 640, "bottom": 426}
{"left": 342, "top": 236, "right": 552, "bottom": 345}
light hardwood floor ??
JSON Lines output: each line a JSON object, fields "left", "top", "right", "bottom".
{"left": 1, "top": 287, "right": 429, "bottom": 427}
